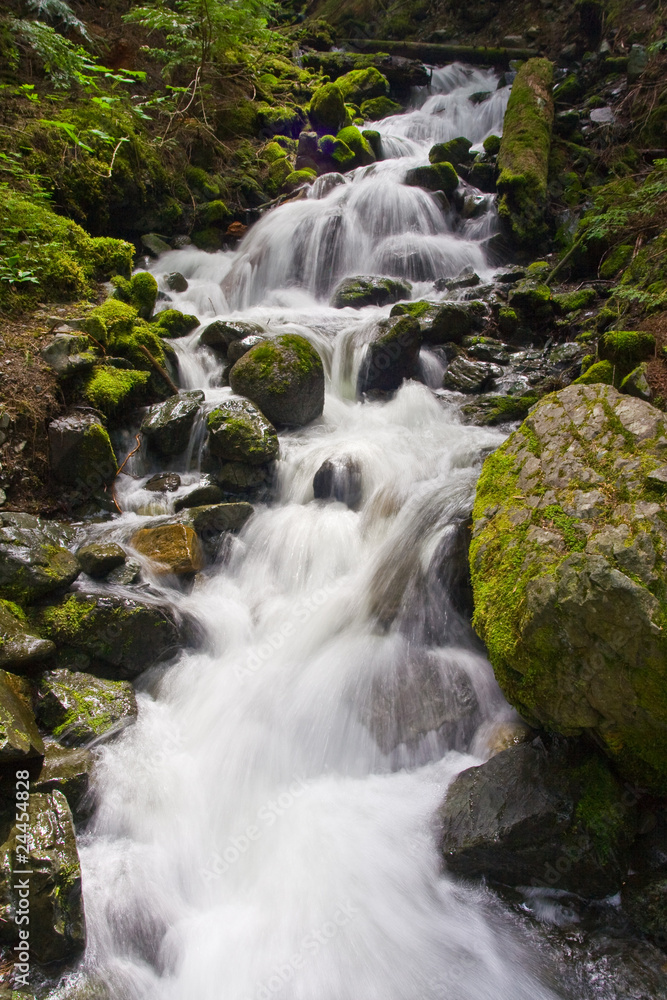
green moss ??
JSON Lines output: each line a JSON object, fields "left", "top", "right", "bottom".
{"left": 429, "top": 137, "right": 473, "bottom": 167}
{"left": 309, "top": 83, "right": 347, "bottom": 135}
{"left": 0, "top": 599, "right": 27, "bottom": 625}
{"left": 360, "top": 96, "right": 401, "bottom": 120}
{"left": 262, "top": 142, "right": 288, "bottom": 164}
{"left": 203, "top": 200, "right": 232, "bottom": 226}
{"left": 405, "top": 162, "right": 459, "bottom": 196}
{"left": 573, "top": 359, "right": 614, "bottom": 385}
{"left": 256, "top": 102, "right": 306, "bottom": 139}
{"left": 483, "top": 134, "right": 501, "bottom": 156}
{"left": 599, "top": 330, "right": 656, "bottom": 366}
{"left": 572, "top": 757, "right": 628, "bottom": 862}
{"left": 283, "top": 168, "right": 317, "bottom": 192}
{"left": 336, "top": 67, "right": 389, "bottom": 104}
{"left": 390, "top": 300, "right": 433, "bottom": 319}
{"left": 40, "top": 594, "right": 97, "bottom": 640}
{"left": 554, "top": 287, "right": 597, "bottom": 313}
{"left": 497, "top": 58, "right": 555, "bottom": 247}
{"left": 335, "top": 126, "right": 375, "bottom": 167}
{"left": 600, "top": 244, "right": 633, "bottom": 279}
{"left": 498, "top": 307, "right": 519, "bottom": 336}
{"left": 81, "top": 366, "right": 151, "bottom": 416}
{"left": 330, "top": 139, "right": 356, "bottom": 171}
{"left": 185, "top": 166, "right": 221, "bottom": 200}
{"left": 581, "top": 354, "right": 595, "bottom": 373}
{"left": 154, "top": 309, "right": 200, "bottom": 338}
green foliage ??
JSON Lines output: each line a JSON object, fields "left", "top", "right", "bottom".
{"left": 81, "top": 366, "right": 151, "bottom": 416}
{"left": 154, "top": 309, "right": 200, "bottom": 337}
{"left": 573, "top": 360, "right": 614, "bottom": 386}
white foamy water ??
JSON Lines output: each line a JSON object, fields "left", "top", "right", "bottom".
{"left": 73, "top": 64, "right": 568, "bottom": 1000}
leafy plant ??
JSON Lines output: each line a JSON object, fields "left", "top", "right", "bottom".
{"left": 25, "top": 0, "right": 90, "bottom": 40}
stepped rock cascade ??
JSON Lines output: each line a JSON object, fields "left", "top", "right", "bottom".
{"left": 74, "top": 64, "right": 619, "bottom": 1000}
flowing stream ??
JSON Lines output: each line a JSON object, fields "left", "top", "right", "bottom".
{"left": 71, "top": 64, "right": 662, "bottom": 1000}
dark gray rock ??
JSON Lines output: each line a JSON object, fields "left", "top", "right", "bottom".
{"left": 357, "top": 316, "right": 422, "bottom": 395}
{"left": 141, "top": 390, "right": 204, "bottom": 457}
{"left": 439, "top": 740, "right": 634, "bottom": 897}
{"left": 443, "top": 357, "right": 502, "bottom": 393}
{"left": 207, "top": 398, "right": 279, "bottom": 465}
{"left": 76, "top": 542, "right": 126, "bottom": 579}
{"left": 48, "top": 411, "right": 117, "bottom": 492}
{"left": 422, "top": 302, "right": 482, "bottom": 345}
{"left": 32, "top": 742, "right": 94, "bottom": 821}
{"left": 41, "top": 334, "right": 98, "bottom": 378}
{"left": 141, "top": 233, "right": 171, "bottom": 257}
{"left": 173, "top": 481, "right": 224, "bottom": 512}
{"left": 331, "top": 275, "right": 412, "bottom": 309}
{"left": 165, "top": 271, "right": 188, "bottom": 292}
{"left": 200, "top": 320, "right": 264, "bottom": 353}
{"left": 144, "top": 472, "right": 181, "bottom": 492}
{"left": 228, "top": 335, "right": 267, "bottom": 365}
{"left": 313, "top": 457, "right": 363, "bottom": 509}
{"left": 0, "top": 514, "right": 80, "bottom": 604}
{"left": 0, "top": 603, "right": 55, "bottom": 671}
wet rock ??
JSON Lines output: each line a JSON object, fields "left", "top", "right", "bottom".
{"left": 141, "top": 233, "right": 171, "bottom": 257}
{"left": 429, "top": 137, "right": 473, "bottom": 170}
{"left": 622, "top": 871, "right": 667, "bottom": 943}
{"left": 76, "top": 542, "right": 126, "bottom": 579}
{"left": 41, "top": 334, "right": 98, "bottom": 378}
{"left": 173, "top": 481, "right": 224, "bottom": 512}
{"left": 229, "top": 334, "right": 324, "bottom": 428}
{"left": 470, "top": 384, "right": 667, "bottom": 793}
{"left": 165, "top": 271, "right": 188, "bottom": 293}
{"left": 331, "top": 275, "right": 412, "bottom": 309}
{"left": 364, "top": 651, "right": 479, "bottom": 754}
{"left": 206, "top": 460, "right": 271, "bottom": 498}
{"left": 508, "top": 279, "right": 553, "bottom": 327}
{"left": 469, "top": 160, "right": 497, "bottom": 193}
{"left": 0, "top": 602, "right": 55, "bottom": 671}
{"left": 443, "top": 357, "right": 502, "bottom": 393}
{"left": 106, "top": 558, "right": 141, "bottom": 586}
{"left": 0, "top": 514, "right": 80, "bottom": 604}
{"left": 461, "top": 392, "right": 538, "bottom": 426}
{"left": 485, "top": 719, "right": 534, "bottom": 755}
{"left": 422, "top": 302, "right": 481, "bottom": 345}
{"left": 0, "top": 670, "right": 44, "bottom": 760}
{"left": 357, "top": 316, "right": 422, "bottom": 395}
{"left": 32, "top": 743, "right": 93, "bottom": 821}
{"left": 313, "top": 457, "right": 363, "bottom": 509}
{"left": 439, "top": 740, "right": 634, "bottom": 897}
{"left": 404, "top": 162, "right": 459, "bottom": 196}
{"left": 32, "top": 592, "right": 181, "bottom": 680}
{"left": 35, "top": 669, "right": 137, "bottom": 746}
{"left": 0, "top": 790, "right": 85, "bottom": 962}
{"left": 141, "top": 390, "right": 204, "bottom": 457}
{"left": 144, "top": 472, "right": 181, "bottom": 492}
{"left": 207, "top": 398, "right": 279, "bottom": 465}
{"left": 228, "top": 334, "right": 267, "bottom": 365}
{"left": 177, "top": 502, "right": 254, "bottom": 538}
{"left": 463, "top": 337, "right": 510, "bottom": 364}
{"left": 439, "top": 267, "right": 480, "bottom": 291}
{"left": 496, "top": 267, "right": 527, "bottom": 283}
{"left": 132, "top": 524, "right": 205, "bottom": 576}
{"left": 48, "top": 411, "right": 117, "bottom": 492}
{"left": 200, "top": 319, "right": 264, "bottom": 353}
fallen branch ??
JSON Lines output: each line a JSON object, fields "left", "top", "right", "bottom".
{"left": 138, "top": 345, "right": 179, "bottom": 395}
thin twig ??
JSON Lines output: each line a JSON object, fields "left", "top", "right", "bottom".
{"left": 138, "top": 344, "right": 179, "bottom": 394}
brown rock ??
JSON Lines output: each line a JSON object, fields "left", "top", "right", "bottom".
{"left": 132, "top": 524, "right": 205, "bottom": 575}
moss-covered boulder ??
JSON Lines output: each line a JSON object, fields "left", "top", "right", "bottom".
{"left": 429, "top": 137, "right": 473, "bottom": 169}
{"left": 132, "top": 524, "right": 205, "bottom": 577}
{"left": 35, "top": 669, "right": 137, "bottom": 746}
{"left": 337, "top": 67, "right": 390, "bottom": 104}
{"left": 153, "top": 309, "right": 200, "bottom": 339}
{"left": 357, "top": 316, "right": 422, "bottom": 395}
{"left": 334, "top": 126, "right": 375, "bottom": 168}
{"left": 141, "top": 390, "right": 205, "bottom": 457}
{"left": 207, "top": 399, "right": 279, "bottom": 465}
{"left": 598, "top": 330, "right": 656, "bottom": 368}
{"left": 404, "top": 162, "right": 459, "bottom": 196}
{"left": 360, "top": 96, "right": 401, "bottom": 120}
{"left": 41, "top": 333, "right": 99, "bottom": 379}
{"left": 470, "top": 383, "right": 667, "bottom": 793}
{"left": 439, "top": 740, "right": 635, "bottom": 897}
{"left": 0, "top": 513, "right": 80, "bottom": 605}
{"left": 508, "top": 278, "right": 553, "bottom": 327}
{"left": 257, "top": 102, "right": 306, "bottom": 139}
{"left": 0, "top": 669, "right": 44, "bottom": 760}
{"left": 32, "top": 592, "right": 181, "bottom": 680}
{"left": 111, "top": 271, "right": 158, "bottom": 320}
{"left": 621, "top": 363, "right": 652, "bottom": 402}
{"left": 573, "top": 360, "right": 614, "bottom": 386}
{"left": 423, "top": 302, "right": 482, "bottom": 345}
{"left": 331, "top": 275, "right": 411, "bottom": 308}
{"left": 497, "top": 58, "right": 555, "bottom": 248}
{"left": 282, "top": 168, "right": 317, "bottom": 192}
{"left": 0, "top": 601, "right": 55, "bottom": 671}
{"left": 229, "top": 335, "right": 324, "bottom": 428}
{"left": 80, "top": 365, "right": 152, "bottom": 419}
{"left": 0, "top": 791, "right": 84, "bottom": 963}
{"left": 309, "top": 83, "right": 347, "bottom": 135}
{"left": 48, "top": 411, "right": 117, "bottom": 493}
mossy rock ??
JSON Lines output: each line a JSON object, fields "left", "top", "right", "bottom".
{"left": 621, "top": 363, "right": 652, "bottom": 402}
{"left": 0, "top": 669, "right": 44, "bottom": 760}
{"left": 35, "top": 668, "right": 137, "bottom": 745}
{"left": 48, "top": 411, "right": 117, "bottom": 495}
{"left": 309, "top": 83, "right": 347, "bottom": 135}
{"left": 334, "top": 126, "right": 376, "bottom": 167}
{"left": 573, "top": 359, "right": 614, "bottom": 386}
{"left": 229, "top": 334, "right": 324, "bottom": 428}
{"left": 111, "top": 271, "right": 158, "bottom": 320}
{"left": 76, "top": 542, "right": 126, "bottom": 580}
{"left": 32, "top": 591, "right": 182, "bottom": 680}
{"left": 0, "top": 512, "right": 80, "bottom": 605}
{"left": 331, "top": 275, "right": 412, "bottom": 309}
{"left": 330, "top": 138, "right": 356, "bottom": 172}
{"left": 207, "top": 399, "right": 279, "bottom": 465}
{"left": 202, "top": 200, "right": 232, "bottom": 226}
{"left": 483, "top": 134, "right": 501, "bottom": 156}
{"left": 429, "top": 137, "right": 473, "bottom": 169}
{"left": 154, "top": 309, "right": 200, "bottom": 338}
{"left": 336, "top": 67, "right": 389, "bottom": 105}
{"left": 0, "top": 601, "right": 55, "bottom": 673}
{"left": 200, "top": 320, "right": 264, "bottom": 353}
{"left": 508, "top": 279, "right": 553, "bottom": 326}
{"left": 497, "top": 58, "right": 555, "bottom": 248}
{"left": 80, "top": 366, "right": 152, "bottom": 418}
{"left": 553, "top": 287, "right": 597, "bottom": 314}
{"left": 360, "top": 96, "right": 401, "bottom": 120}
{"left": 357, "top": 316, "right": 422, "bottom": 395}
{"left": 257, "top": 102, "right": 307, "bottom": 140}
{"left": 423, "top": 302, "right": 479, "bottom": 345}
{"left": 470, "top": 383, "right": 667, "bottom": 793}
{"left": 404, "top": 162, "right": 458, "bottom": 196}
{"left": 600, "top": 244, "right": 633, "bottom": 279}
{"left": 283, "top": 168, "right": 317, "bottom": 192}
{"left": 262, "top": 141, "right": 288, "bottom": 164}
{"left": 462, "top": 393, "right": 539, "bottom": 426}
{"left": 599, "top": 330, "right": 656, "bottom": 368}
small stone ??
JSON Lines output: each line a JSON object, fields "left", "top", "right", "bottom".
{"left": 141, "top": 233, "right": 171, "bottom": 257}
{"left": 77, "top": 542, "right": 126, "bottom": 579}
{"left": 132, "top": 523, "right": 205, "bottom": 575}
{"left": 647, "top": 466, "right": 667, "bottom": 484}
{"left": 165, "top": 271, "right": 188, "bottom": 292}
{"left": 313, "top": 457, "right": 363, "bottom": 509}
{"left": 106, "top": 558, "right": 142, "bottom": 586}
{"left": 441, "top": 267, "right": 480, "bottom": 291}
{"left": 173, "top": 482, "right": 224, "bottom": 512}
{"left": 590, "top": 106, "right": 615, "bottom": 124}
{"left": 144, "top": 472, "right": 181, "bottom": 492}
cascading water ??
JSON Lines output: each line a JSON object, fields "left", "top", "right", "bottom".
{"left": 67, "top": 63, "right": 659, "bottom": 1000}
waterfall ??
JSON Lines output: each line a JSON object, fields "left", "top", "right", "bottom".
{"left": 75, "top": 64, "right": 566, "bottom": 1000}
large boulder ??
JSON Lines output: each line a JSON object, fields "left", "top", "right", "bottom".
{"left": 404, "top": 162, "right": 459, "bottom": 196}
{"left": 132, "top": 524, "right": 205, "bottom": 577}
{"left": 76, "top": 542, "right": 126, "bottom": 579}
{"left": 470, "top": 384, "right": 667, "bottom": 793}
{"left": 336, "top": 67, "right": 390, "bottom": 104}
{"left": 206, "top": 398, "right": 279, "bottom": 465}
{"left": 357, "top": 316, "right": 421, "bottom": 395}
{"left": 0, "top": 514, "right": 79, "bottom": 604}
{"left": 331, "top": 275, "right": 412, "bottom": 309}
{"left": 439, "top": 740, "right": 634, "bottom": 898}
{"left": 309, "top": 82, "right": 347, "bottom": 135}
{"left": 35, "top": 668, "right": 137, "bottom": 745}
{"left": 229, "top": 335, "right": 324, "bottom": 428}
{"left": 141, "top": 390, "right": 204, "bottom": 457}
{"left": 200, "top": 319, "right": 264, "bottom": 354}
{"left": 0, "top": 601, "right": 55, "bottom": 671}
{"left": 0, "top": 791, "right": 85, "bottom": 963}
{"left": 48, "top": 411, "right": 117, "bottom": 493}
{"left": 0, "top": 669, "right": 44, "bottom": 760}
{"left": 31, "top": 592, "right": 182, "bottom": 680}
